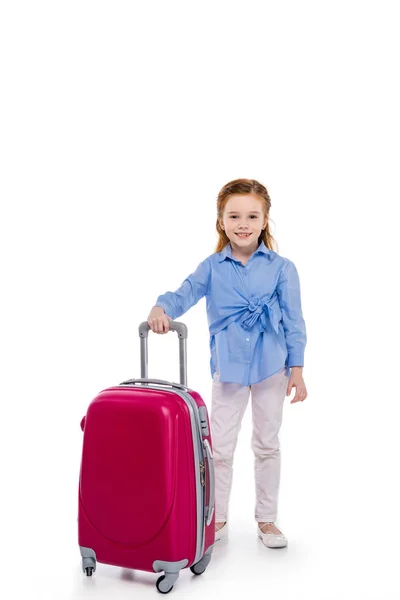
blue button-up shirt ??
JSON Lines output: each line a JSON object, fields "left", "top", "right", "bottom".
{"left": 154, "top": 241, "right": 307, "bottom": 386}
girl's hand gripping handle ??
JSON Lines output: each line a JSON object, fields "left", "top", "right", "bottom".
{"left": 147, "top": 306, "right": 173, "bottom": 334}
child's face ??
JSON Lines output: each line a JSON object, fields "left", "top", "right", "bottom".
{"left": 220, "top": 194, "right": 267, "bottom": 250}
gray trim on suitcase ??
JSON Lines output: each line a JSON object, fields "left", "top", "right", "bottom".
{"left": 203, "top": 438, "right": 215, "bottom": 526}
{"left": 198, "top": 405, "right": 209, "bottom": 436}
{"left": 174, "top": 387, "right": 207, "bottom": 565}
{"left": 120, "top": 377, "right": 187, "bottom": 390}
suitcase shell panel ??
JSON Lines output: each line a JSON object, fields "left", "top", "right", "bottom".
{"left": 78, "top": 383, "right": 214, "bottom": 572}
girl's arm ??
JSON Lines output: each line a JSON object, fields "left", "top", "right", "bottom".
{"left": 276, "top": 260, "right": 307, "bottom": 367}
{"left": 154, "top": 258, "right": 211, "bottom": 320}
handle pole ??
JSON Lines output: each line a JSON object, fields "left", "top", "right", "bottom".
{"left": 140, "top": 336, "right": 148, "bottom": 379}
{"left": 139, "top": 321, "right": 188, "bottom": 387}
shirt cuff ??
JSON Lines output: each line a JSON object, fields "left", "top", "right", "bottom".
{"left": 287, "top": 352, "right": 304, "bottom": 367}
{"left": 154, "top": 302, "right": 176, "bottom": 320}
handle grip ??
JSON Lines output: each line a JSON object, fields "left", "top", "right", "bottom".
{"left": 139, "top": 321, "right": 188, "bottom": 386}
{"left": 139, "top": 321, "right": 188, "bottom": 339}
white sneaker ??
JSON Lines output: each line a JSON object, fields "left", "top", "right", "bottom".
{"left": 257, "top": 523, "right": 288, "bottom": 548}
{"left": 214, "top": 521, "right": 228, "bottom": 542}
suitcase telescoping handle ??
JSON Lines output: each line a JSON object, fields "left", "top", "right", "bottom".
{"left": 120, "top": 321, "right": 188, "bottom": 388}
{"left": 125, "top": 321, "right": 188, "bottom": 387}
{"left": 139, "top": 320, "right": 188, "bottom": 386}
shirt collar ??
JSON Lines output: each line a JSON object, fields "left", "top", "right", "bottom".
{"left": 217, "top": 240, "right": 271, "bottom": 262}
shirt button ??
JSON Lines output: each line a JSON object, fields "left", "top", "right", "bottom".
{"left": 245, "top": 338, "right": 250, "bottom": 342}
{"left": 245, "top": 360, "right": 250, "bottom": 364}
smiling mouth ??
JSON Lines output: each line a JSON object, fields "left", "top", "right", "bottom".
{"left": 236, "top": 233, "right": 251, "bottom": 238}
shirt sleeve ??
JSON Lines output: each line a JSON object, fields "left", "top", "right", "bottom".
{"left": 276, "top": 259, "right": 307, "bottom": 367}
{"left": 154, "top": 259, "right": 211, "bottom": 320}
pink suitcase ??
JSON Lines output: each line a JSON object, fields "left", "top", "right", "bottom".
{"left": 78, "top": 321, "right": 215, "bottom": 594}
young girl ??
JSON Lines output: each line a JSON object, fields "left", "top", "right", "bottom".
{"left": 147, "top": 178, "right": 307, "bottom": 549}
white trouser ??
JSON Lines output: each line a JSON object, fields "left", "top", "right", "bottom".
{"left": 210, "top": 367, "right": 288, "bottom": 523}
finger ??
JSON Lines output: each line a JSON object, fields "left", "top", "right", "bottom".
{"left": 296, "top": 390, "right": 307, "bottom": 402}
{"left": 290, "top": 386, "right": 302, "bottom": 403}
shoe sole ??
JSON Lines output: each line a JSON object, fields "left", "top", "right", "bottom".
{"left": 257, "top": 533, "right": 288, "bottom": 548}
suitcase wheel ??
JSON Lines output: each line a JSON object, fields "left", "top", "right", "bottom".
{"left": 189, "top": 551, "right": 212, "bottom": 576}
{"left": 82, "top": 556, "right": 96, "bottom": 576}
{"left": 156, "top": 575, "right": 174, "bottom": 594}
{"left": 190, "top": 564, "right": 206, "bottom": 575}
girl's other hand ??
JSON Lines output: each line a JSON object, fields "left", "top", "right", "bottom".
{"left": 286, "top": 369, "right": 308, "bottom": 403}
{"left": 147, "top": 306, "right": 173, "bottom": 334}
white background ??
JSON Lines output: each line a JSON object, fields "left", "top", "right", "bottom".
{"left": 1, "top": 1, "right": 399, "bottom": 598}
